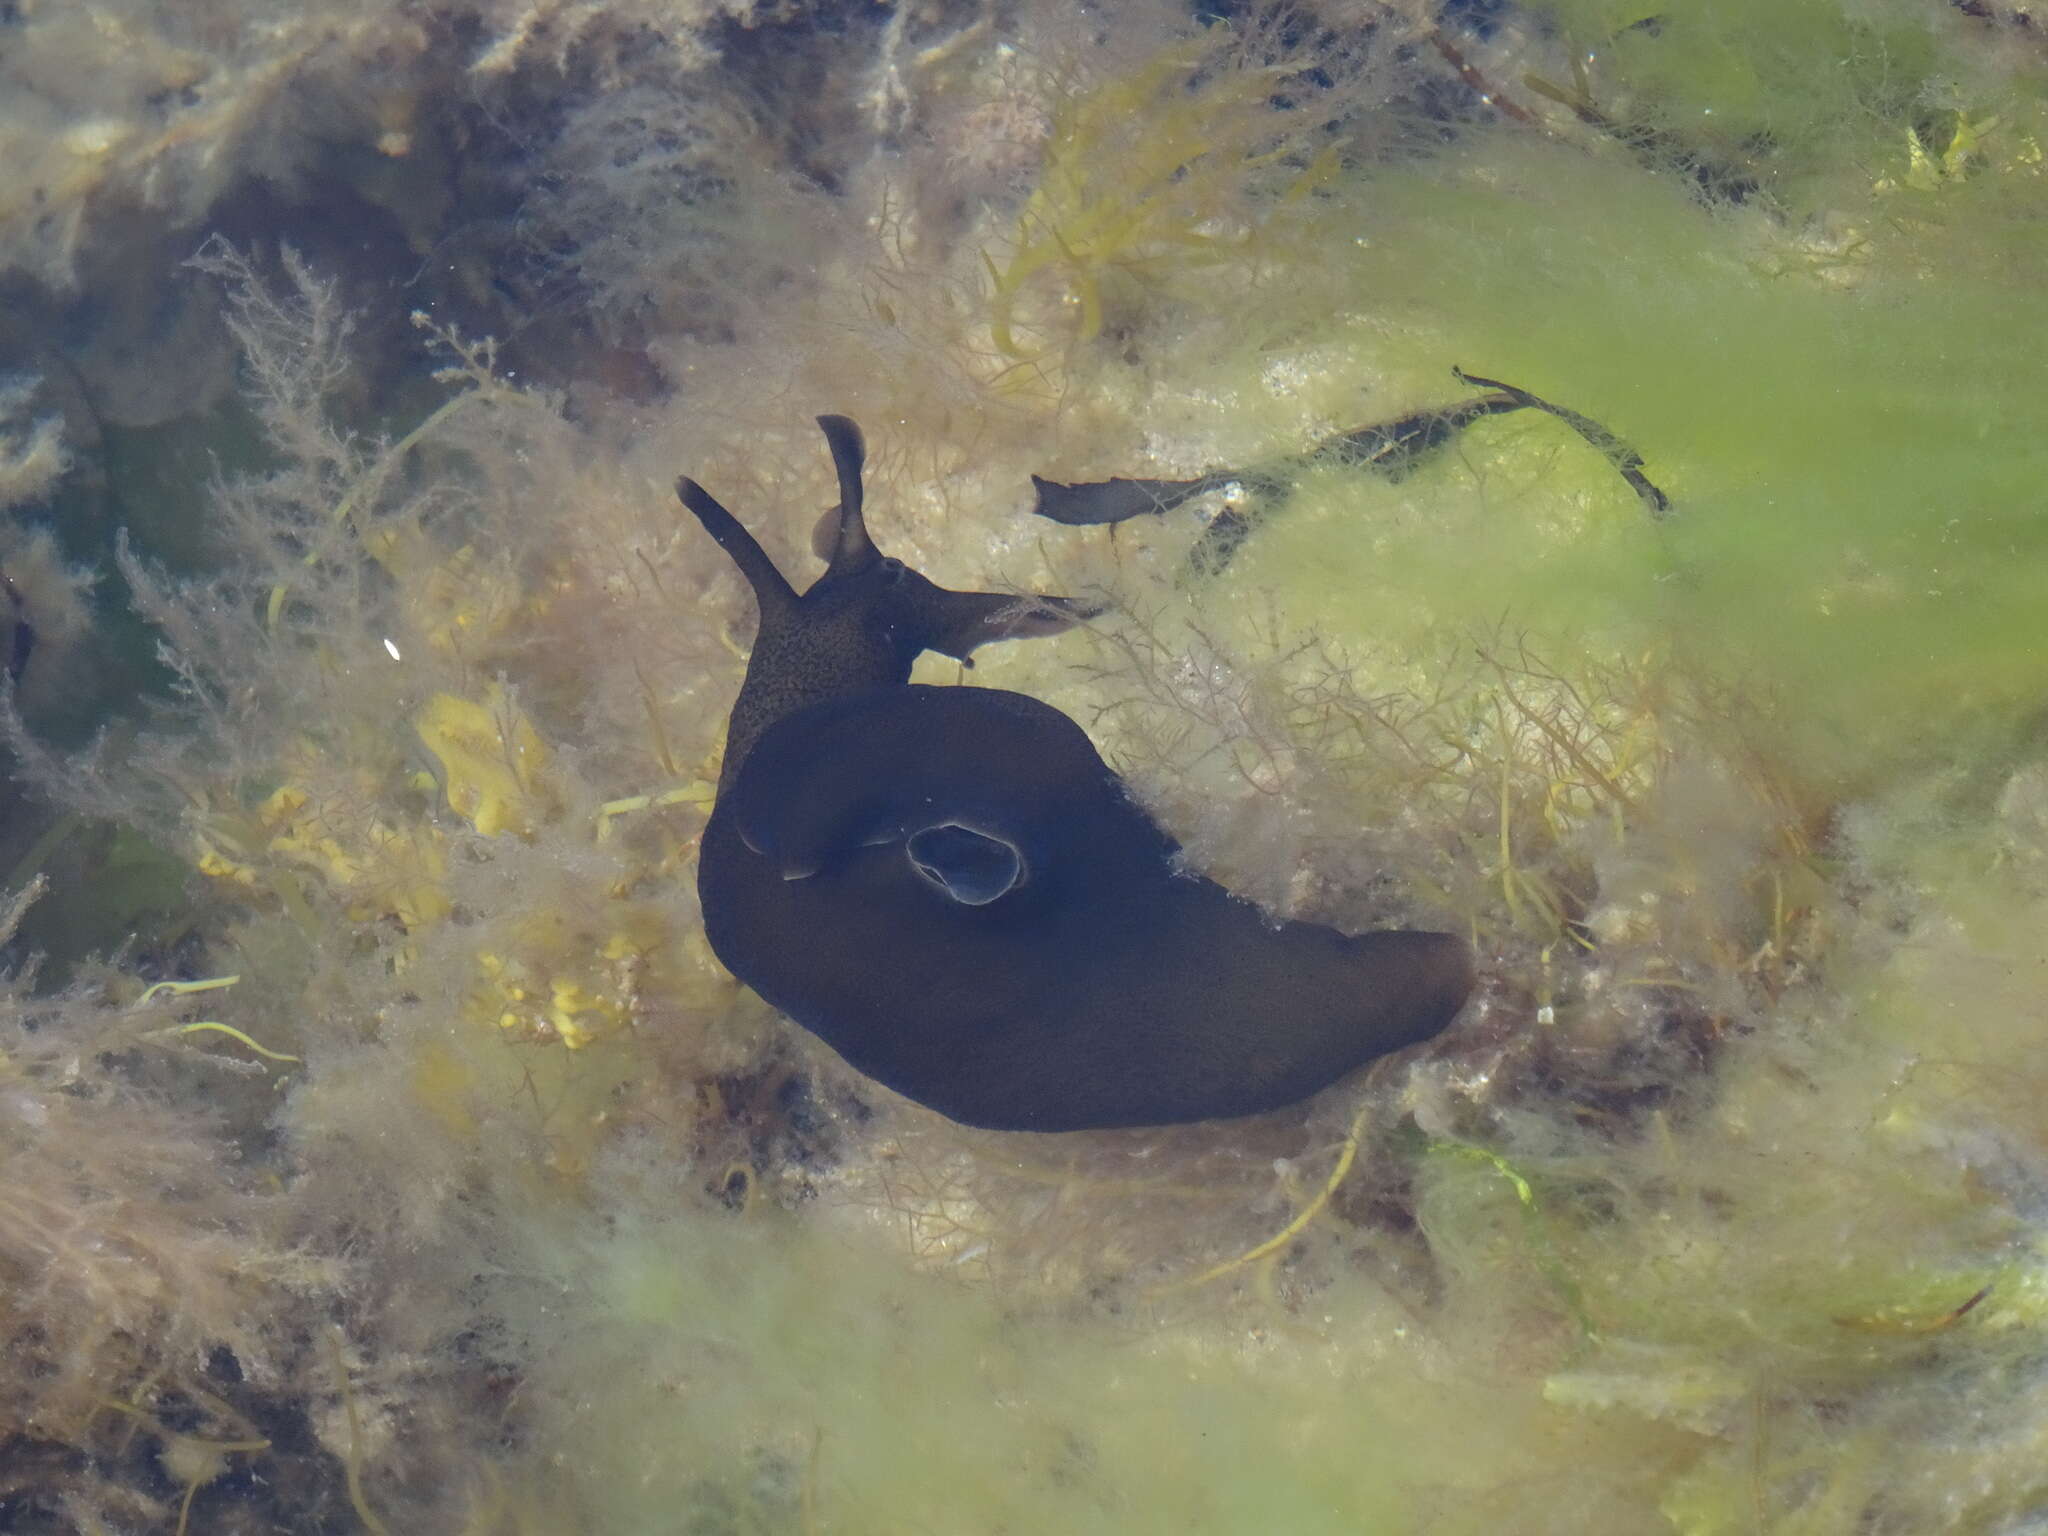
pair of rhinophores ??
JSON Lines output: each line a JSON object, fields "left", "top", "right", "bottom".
{"left": 680, "top": 385, "right": 1664, "bottom": 1132}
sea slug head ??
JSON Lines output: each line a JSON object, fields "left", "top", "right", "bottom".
{"left": 678, "top": 415, "right": 1090, "bottom": 787}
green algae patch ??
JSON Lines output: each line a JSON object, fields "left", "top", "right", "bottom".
{"left": 1515, "top": 0, "right": 1952, "bottom": 210}
{"left": 1403, "top": 796, "right": 2048, "bottom": 1533}
{"left": 505, "top": 1196, "right": 1697, "bottom": 1536}
{"left": 1216, "top": 412, "right": 1668, "bottom": 656}
{"left": 1202, "top": 124, "right": 2048, "bottom": 795}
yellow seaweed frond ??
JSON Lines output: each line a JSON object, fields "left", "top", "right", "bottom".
{"left": 147, "top": 1021, "right": 302, "bottom": 1066}
{"left": 367, "top": 523, "right": 547, "bottom": 661}
{"left": 1876, "top": 110, "right": 2005, "bottom": 195}
{"left": 132, "top": 974, "right": 243, "bottom": 1008}
{"left": 983, "top": 35, "right": 1342, "bottom": 365}
{"left": 467, "top": 901, "right": 694, "bottom": 1051}
{"left": 414, "top": 683, "right": 561, "bottom": 838}
{"left": 189, "top": 736, "right": 456, "bottom": 931}
{"left": 349, "top": 817, "right": 454, "bottom": 928}
{"left": 1159, "top": 1097, "right": 1372, "bottom": 1294}
{"left": 594, "top": 780, "right": 716, "bottom": 841}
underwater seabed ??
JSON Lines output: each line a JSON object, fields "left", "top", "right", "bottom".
{"left": 3, "top": 0, "right": 2048, "bottom": 1530}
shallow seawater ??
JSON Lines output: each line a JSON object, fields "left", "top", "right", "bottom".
{"left": 2, "top": 2, "right": 2047, "bottom": 1532}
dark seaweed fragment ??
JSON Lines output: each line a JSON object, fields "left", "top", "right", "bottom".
{"left": 1031, "top": 373, "right": 1669, "bottom": 578}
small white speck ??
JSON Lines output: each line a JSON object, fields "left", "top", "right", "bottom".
{"left": 382, "top": 637, "right": 402, "bottom": 661}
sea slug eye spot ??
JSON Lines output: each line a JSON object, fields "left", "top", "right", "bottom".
{"left": 906, "top": 822, "right": 1025, "bottom": 906}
